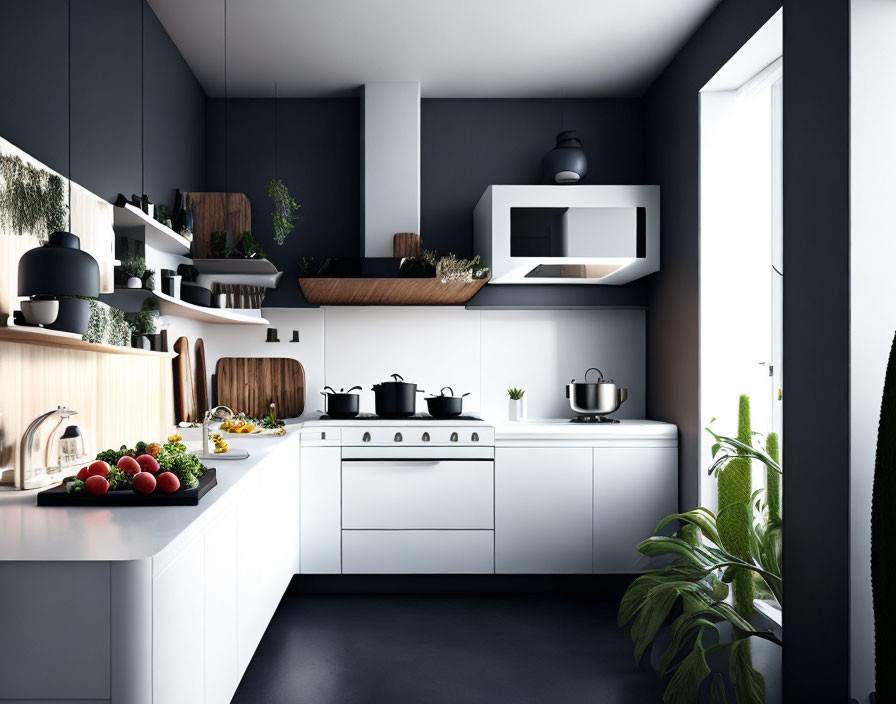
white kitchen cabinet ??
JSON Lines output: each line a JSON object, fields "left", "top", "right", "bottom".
{"left": 342, "top": 530, "right": 494, "bottom": 573}
{"left": 593, "top": 446, "right": 678, "bottom": 572}
{"left": 300, "top": 446, "right": 342, "bottom": 573}
{"left": 342, "top": 460, "right": 494, "bottom": 529}
{"left": 495, "top": 448, "right": 593, "bottom": 573}
{"left": 153, "top": 536, "right": 205, "bottom": 704}
{"left": 204, "top": 506, "right": 239, "bottom": 704}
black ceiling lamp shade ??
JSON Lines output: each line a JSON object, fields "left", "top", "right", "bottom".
{"left": 17, "top": 231, "right": 100, "bottom": 298}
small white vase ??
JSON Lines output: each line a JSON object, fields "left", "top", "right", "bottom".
{"left": 21, "top": 299, "right": 59, "bottom": 326}
{"left": 127, "top": 276, "right": 142, "bottom": 289}
{"left": 508, "top": 397, "right": 527, "bottom": 421}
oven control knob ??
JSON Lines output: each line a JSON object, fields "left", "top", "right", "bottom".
{"left": 471, "top": 432, "right": 479, "bottom": 442}
{"left": 450, "top": 432, "right": 459, "bottom": 442}
{"left": 362, "top": 432, "right": 371, "bottom": 442}
{"left": 394, "top": 432, "right": 403, "bottom": 442}
{"left": 422, "top": 432, "right": 430, "bottom": 442}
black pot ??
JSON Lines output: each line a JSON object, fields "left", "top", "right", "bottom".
{"left": 425, "top": 387, "right": 470, "bottom": 418}
{"left": 321, "top": 386, "right": 361, "bottom": 418}
{"left": 372, "top": 373, "right": 423, "bottom": 418}
{"left": 46, "top": 296, "right": 92, "bottom": 335}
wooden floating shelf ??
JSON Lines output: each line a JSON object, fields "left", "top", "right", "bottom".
{"left": 0, "top": 325, "right": 176, "bottom": 357}
{"left": 298, "top": 277, "right": 489, "bottom": 305}
{"left": 113, "top": 203, "right": 192, "bottom": 256}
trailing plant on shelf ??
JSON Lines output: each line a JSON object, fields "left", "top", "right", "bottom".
{"left": 0, "top": 153, "right": 68, "bottom": 240}
{"left": 265, "top": 178, "right": 300, "bottom": 245}
{"left": 618, "top": 398, "right": 782, "bottom": 704}
{"left": 83, "top": 300, "right": 132, "bottom": 347}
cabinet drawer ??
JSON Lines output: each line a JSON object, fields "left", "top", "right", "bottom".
{"left": 342, "top": 530, "right": 494, "bottom": 573}
{"left": 342, "top": 460, "right": 494, "bottom": 529}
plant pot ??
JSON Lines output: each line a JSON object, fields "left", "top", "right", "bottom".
{"left": 127, "top": 276, "right": 142, "bottom": 289}
{"left": 20, "top": 299, "right": 59, "bottom": 326}
{"left": 508, "top": 397, "right": 527, "bottom": 421}
{"left": 131, "top": 334, "right": 150, "bottom": 350}
{"left": 46, "top": 297, "right": 92, "bottom": 335}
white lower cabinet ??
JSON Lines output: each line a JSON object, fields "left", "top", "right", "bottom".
{"left": 204, "top": 506, "right": 239, "bottom": 704}
{"left": 153, "top": 537, "right": 206, "bottom": 704}
{"left": 342, "top": 530, "right": 494, "bottom": 573}
{"left": 593, "top": 446, "right": 678, "bottom": 572}
{"left": 495, "top": 448, "right": 593, "bottom": 573}
{"left": 300, "top": 446, "right": 342, "bottom": 573}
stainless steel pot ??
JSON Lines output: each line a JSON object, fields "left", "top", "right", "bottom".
{"left": 565, "top": 367, "right": 628, "bottom": 417}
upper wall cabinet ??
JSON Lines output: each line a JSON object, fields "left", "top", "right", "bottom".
{"left": 473, "top": 185, "right": 660, "bottom": 285}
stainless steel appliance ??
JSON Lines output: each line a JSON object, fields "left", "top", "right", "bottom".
{"left": 565, "top": 367, "right": 628, "bottom": 423}
{"left": 16, "top": 406, "right": 91, "bottom": 490}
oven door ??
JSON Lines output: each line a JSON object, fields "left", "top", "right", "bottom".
{"left": 341, "top": 459, "right": 494, "bottom": 529}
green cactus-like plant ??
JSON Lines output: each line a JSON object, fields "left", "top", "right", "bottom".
{"left": 717, "top": 394, "right": 754, "bottom": 620}
{"left": 766, "top": 432, "right": 780, "bottom": 523}
{"left": 872, "top": 332, "right": 896, "bottom": 701}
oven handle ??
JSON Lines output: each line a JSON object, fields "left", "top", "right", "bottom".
{"left": 342, "top": 460, "right": 454, "bottom": 466}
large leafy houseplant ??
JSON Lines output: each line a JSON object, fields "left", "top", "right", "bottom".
{"left": 619, "top": 409, "right": 782, "bottom": 703}
{"left": 265, "top": 178, "right": 300, "bottom": 245}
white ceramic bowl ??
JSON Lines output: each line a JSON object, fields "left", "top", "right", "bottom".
{"left": 21, "top": 299, "right": 59, "bottom": 326}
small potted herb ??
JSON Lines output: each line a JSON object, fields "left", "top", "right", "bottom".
{"left": 507, "top": 387, "right": 526, "bottom": 421}
{"left": 128, "top": 307, "right": 158, "bottom": 350}
{"left": 121, "top": 255, "right": 146, "bottom": 289}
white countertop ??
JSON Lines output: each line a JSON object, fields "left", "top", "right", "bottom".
{"left": 0, "top": 429, "right": 301, "bottom": 562}
{"left": 490, "top": 418, "right": 677, "bottom": 442}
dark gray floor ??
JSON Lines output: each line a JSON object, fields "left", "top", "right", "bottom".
{"left": 231, "top": 593, "right": 664, "bottom": 704}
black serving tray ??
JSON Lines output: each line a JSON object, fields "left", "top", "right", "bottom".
{"left": 37, "top": 468, "right": 217, "bottom": 507}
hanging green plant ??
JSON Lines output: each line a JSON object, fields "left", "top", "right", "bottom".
{"left": 265, "top": 178, "right": 300, "bottom": 245}
{"left": 0, "top": 153, "right": 68, "bottom": 240}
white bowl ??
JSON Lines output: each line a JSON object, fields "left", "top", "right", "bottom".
{"left": 21, "top": 299, "right": 59, "bottom": 326}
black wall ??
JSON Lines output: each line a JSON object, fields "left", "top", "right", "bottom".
{"left": 781, "top": 0, "right": 850, "bottom": 700}
{"left": 205, "top": 98, "right": 362, "bottom": 307}
{"left": 0, "top": 0, "right": 205, "bottom": 209}
{"left": 206, "top": 96, "right": 650, "bottom": 307}
{"left": 642, "top": 0, "right": 781, "bottom": 509}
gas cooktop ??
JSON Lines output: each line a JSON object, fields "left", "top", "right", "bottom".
{"left": 317, "top": 413, "right": 484, "bottom": 422}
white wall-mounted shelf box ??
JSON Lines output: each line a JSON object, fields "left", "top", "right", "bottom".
{"left": 473, "top": 185, "right": 660, "bottom": 285}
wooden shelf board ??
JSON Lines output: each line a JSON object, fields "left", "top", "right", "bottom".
{"left": 298, "top": 277, "right": 489, "bottom": 305}
{"left": 0, "top": 325, "right": 176, "bottom": 357}
{"left": 113, "top": 203, "right": 192, "bottom": 255}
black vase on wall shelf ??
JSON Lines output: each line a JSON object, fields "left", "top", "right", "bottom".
{"left": 543, "top": 130, "right": 588, "bottom": 184}
{"left": 17, "top": 231, "right": 100, "bottom": 335}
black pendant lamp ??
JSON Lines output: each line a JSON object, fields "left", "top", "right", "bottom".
{"left": 17, "top": 0, "right": 99, "bottom": 333}
{"left": 543, "top": 130, "right": 588, "bottom": 184}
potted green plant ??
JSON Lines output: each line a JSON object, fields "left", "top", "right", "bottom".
{"left": 128, "top": 308, "right": 158, "bottom": 349}
{"left": 0, "top": 154, "right": 67, "bottom": 239}
{"left": 121, "top": 255, "right": 146, "bottom": 289}
{"left": 507, "top": 387, "right": 526, "bottom": 421}
{"left": 265, "top": 178, "right": 300, "bottom": 245}
{"left": 618, "top": 397, "right": 782, "bottom": 703}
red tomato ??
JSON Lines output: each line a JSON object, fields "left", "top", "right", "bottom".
{"left": 84, "top": 475, "right": 109, "bottom": 495}
{"left": 117, "top": 455, "right": 141, "bottom": 475}
{"left": 87, "top": 460, "right": 110, "bottom": 478}
{"left": 76, "top": 466, "right": 89, "bottom": 481}
{"left": 135, "top": 454, "right": 160, "bottom": 474}
{"left": 132, "top": 471, "right": 156, "bottom": 495}
{"left": 156, "top": 471, "right": 180, "bottom": 493}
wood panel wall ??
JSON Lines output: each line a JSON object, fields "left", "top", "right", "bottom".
{"left": 0, "top": 342, "right": 174, "bottom": 481}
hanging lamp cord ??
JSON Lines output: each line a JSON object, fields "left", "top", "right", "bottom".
{"left": 140, "top": 0, "right": 144, "bottom": 200}
{"left": 67, "top": 0, "right": 72, "bottom": 230}
{"left": 274, "top": 82, "right": 278, "bottom": 180}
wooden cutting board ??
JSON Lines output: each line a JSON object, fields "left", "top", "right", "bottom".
{"left": 183, "top": 192, "right": 252, "bottom": 258}
{"left": 173, "top": 337, "right": 197, "bottom": 423}
{"left": 215, "top": 357, "right": 305, "bottom": 419}
{"left": 194, "top": 338, "right": 209, "bottom": 419}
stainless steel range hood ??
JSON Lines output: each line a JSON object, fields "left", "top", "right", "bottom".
{"left": 473, "top": 185, "right": 660, "bottom": 285}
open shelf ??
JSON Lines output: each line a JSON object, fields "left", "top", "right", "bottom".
{"left": 0, "top": 325, "right": 176, "bottom": 357}
{"left": 113, "top": 203, "right": 192, "bottom": 256}
{"left": 298, "top": 277, "right": 489, "bottom": 305}
{"left": 153, "top": 290, "right": 268, "bottom": 325}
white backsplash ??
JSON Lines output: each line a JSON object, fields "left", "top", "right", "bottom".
{"left": 169, "top": 306, "right": 645, "bottom": 421}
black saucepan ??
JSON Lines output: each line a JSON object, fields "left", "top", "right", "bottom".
{"left": 371, "top": 373, "right": 423, "bottom": 417}
{"left": 320, "top": 385, "right": 362, "bottom": 418}
{"left": 425, "top": 387, "right": 471, "bottom": 418}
